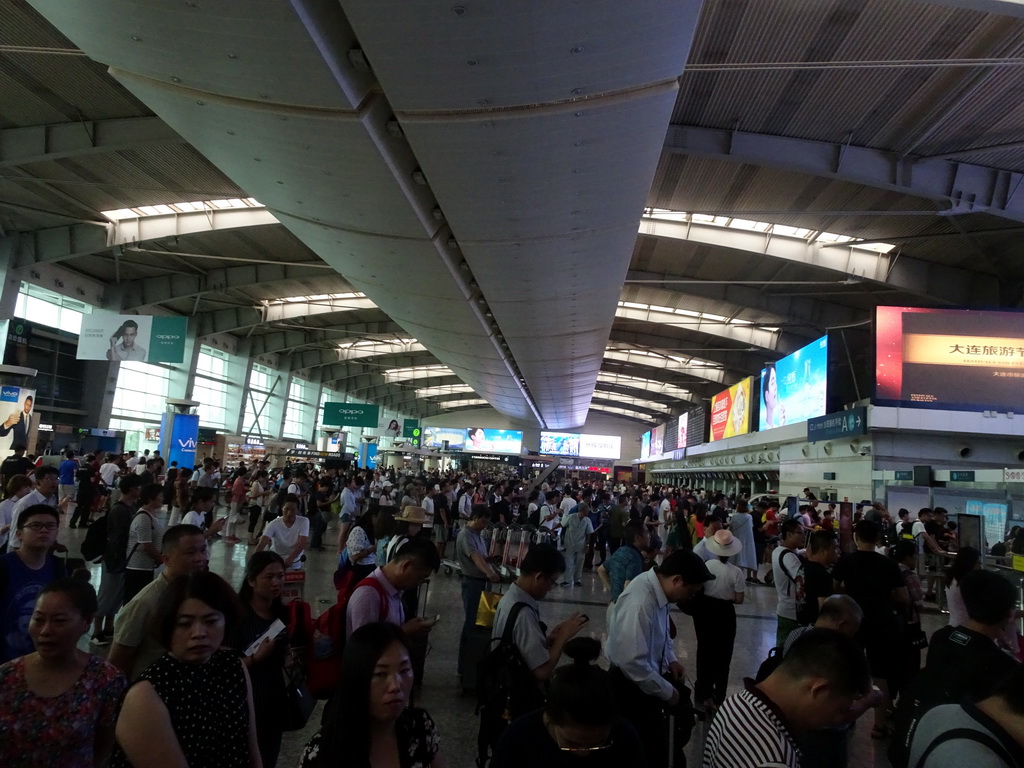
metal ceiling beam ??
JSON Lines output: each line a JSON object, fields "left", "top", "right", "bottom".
{"left": 0, "top": 117, "right": 183, "bottom": 167}
{"left": 586, "top": 404, "right": 652, "bottom": 426}
{"left": 604, "top": 345, "right": 728, "bottom": 385}
{"left": 614, "top": 305, "right": 785, "bottom": 351}
{"left": 247, "top": 325, "right": 408, "bottom": 356}
{"left": 594, "top": 382, "right": 693, "bottom": 411}
{"left": 637, "top": 214, "right": 996, "bottom": 304}
{"left": 289, "top": 345, "right": 435, "bottom": 372}
{"left": 608, "top": 327, "right": 773, "bottom": 378}
{"left": 663, "top": 124, "right": 1023, "bottom": 220}
{"left": 113, "top": 263, "right": 328, "bottom": 310}
{"left": 13, "top": 207, "right": 280, "bottom": 267}
{"left": 915, "top": 0, "right": 1024, "bottom": 18}
{"left": 624, "top": 269, "right": 869, "bottom": 333}
{"left": 589, "top": 395, "right": 670, "bottom": 420}
{"left": 264, "top": 295, "right": 376, "bottom": 323}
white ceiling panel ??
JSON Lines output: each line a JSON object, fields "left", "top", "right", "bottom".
{"left": 26, "top": 0, "right": 368, "bottom": 108}
{"left": 107, "top": 75, "right": 428, "bottom": 239}
{"left": 399, "top": 86, "right": 678, "bottom": 242}
{"left": 339, "top": 0, "right": 700, "bottom": 111}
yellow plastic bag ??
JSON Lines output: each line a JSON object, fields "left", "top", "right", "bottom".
{"left": 475, "top": 590, "right": 501, "bottom": 628}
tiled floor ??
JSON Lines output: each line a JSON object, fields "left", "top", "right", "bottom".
{"left": 62, "top": 516, "right": 943, "bottom": 768}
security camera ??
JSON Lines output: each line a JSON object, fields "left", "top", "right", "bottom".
{"left": 858, "top": 447, "right": 871, "bottom": 456}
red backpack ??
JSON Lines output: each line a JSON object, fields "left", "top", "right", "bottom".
{"left": 288, "top": 575, "right": 389, "bottom": 699}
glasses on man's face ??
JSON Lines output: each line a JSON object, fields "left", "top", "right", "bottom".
{"left": 24, "top": 522, "right": 58, "bottom": 532}
{"left": 557, "top": 740, "right": 614, "bottom": 754}
{"left": 553, "top": 724, "right": 614, "bottom": 754}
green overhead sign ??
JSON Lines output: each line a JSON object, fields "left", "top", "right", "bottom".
{"left": 322, "top": 402, "right": 379, "bottom": 428}
{"left": 402, "top": 419, "right": 419, "bottom": 438}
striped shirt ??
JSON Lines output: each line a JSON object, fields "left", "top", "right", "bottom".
{"left": 703, "top": 679, "right": 800, "bottom": 768}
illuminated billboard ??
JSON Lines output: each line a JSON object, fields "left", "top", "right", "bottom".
{"left": 465, "top": 428, "right": 523, "bottom": 454}
{"left": 422, "top": 426, "right": 465, "bottom": 449}
{"left": 759, "top": 336, "right": 829, "bottom": 431}
{"left": 540, "top": 431, "right": 621, "bottom": 460}
{"left": 540, "top": 431, "right": 580, "bottom": 456}
{"left": 579, "top": 434, "right": 621, "bottom": 460}
{"left": 640, "top": 430, "right": 651, "bottom": 459}
{"left": 710, "top": 377, "right": 754, "bottom": 441}
{"left": 876, "top": 306, "right": 1024, "bottom": 412}
{"left": 650, "top": 424, "right": 666, "bottom": 457}
{"left": 676, "top": 413, "right": 688, "bottom": 450}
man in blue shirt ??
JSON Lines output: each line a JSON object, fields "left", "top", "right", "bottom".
{"left": 58, "top": 449, "right": 79, "bottom": 504}
{"left": 0, "top": 504, "right": 66, "bottom": 662}
{"left": 598, "top": 521, "right": 650, "bottom": 601}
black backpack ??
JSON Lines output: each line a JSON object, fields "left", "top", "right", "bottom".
{"left": 476, "top": 601, "right": 545, "bottom": 766}
{"left": 80, "top": 515, "right": 108, "bottom": 563}
{"left": 102, "top": 506, "right": 145, "bottom": 574}
{"left": 754, "top": 645, "right": 784, "bottom": 683}
{"left": 888, "top": 672, "right": 962, "bottom": 768}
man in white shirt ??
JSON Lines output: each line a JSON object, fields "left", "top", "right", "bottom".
{"left": 772, "top": 519, "right": 806, "bottom": 646}
{"left": 606, "top": 550, "right": 715, "bottom": 768}
{"left": 125, "top": 452, "right": 139, "bottom": 472}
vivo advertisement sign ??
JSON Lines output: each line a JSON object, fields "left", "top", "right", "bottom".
{"left": 163, "top": 413, "right": 200, "bottom": 470}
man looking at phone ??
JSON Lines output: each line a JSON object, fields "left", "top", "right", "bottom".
{"left": 346, "top": 537, "right": 440, "bottom": 638}
{"left": 492, "top": 543, "right": 589, "bottom": 684}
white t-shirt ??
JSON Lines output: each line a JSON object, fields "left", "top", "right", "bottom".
{"left": 0, "top": 496, "right": 17, "bottom": 549}
{"left": 421, "top": 495, "right": 434, "bottom": 529}
{"left": 559, "top": 497, "right": 576, "bottom": 514}
{"left": 99, "top": 462, "right": 120, "bottom": 486}
{"left": 704, "top": 558, "right": 747, "bottom": 601}
{"left": 181, "top": 510, "right": 205, "bottom": 529}
{"left": 263, "top": 516, "right": 310, "bottom": 567}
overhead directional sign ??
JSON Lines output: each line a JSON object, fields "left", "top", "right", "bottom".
{"left": 322, "top": 402, "right": 379, "bottom": 428}
{"left": 806, "top": 406, "right": 867, "bottom": 442}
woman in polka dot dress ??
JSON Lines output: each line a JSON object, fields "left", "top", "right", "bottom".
{"left": 110, "top": 572, "right": 261, "bottom": 768}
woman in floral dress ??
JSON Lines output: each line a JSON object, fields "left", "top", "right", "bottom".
{"left": 0, "top": 577, "right": 126, "bottom": 768}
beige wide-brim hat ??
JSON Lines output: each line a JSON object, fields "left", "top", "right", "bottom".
{"left": 394, "top": 505, "right": 428, "bottom": 524}
{"left": 707, "top": 529, "right": 743, "bottom": 557}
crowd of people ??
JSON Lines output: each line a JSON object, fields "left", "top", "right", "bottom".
{"left": 0, "top": 449, "right": 1022, "bottom": 768}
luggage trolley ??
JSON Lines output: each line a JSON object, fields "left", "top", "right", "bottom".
{"left": 441, "top": 519, "right": 469, "bottom": 575}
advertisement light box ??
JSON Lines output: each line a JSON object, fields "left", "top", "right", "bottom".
{"left": 464, "top": 428, "right": 523, "bottom": 454}
{"left": 422, "top": 427, "right": 465, "bottom": 449}
{"left": 876, "top": 306, "right": 1024, "bottom": 412}
{"left": 710, "top": 377, "right": 754, "bottom": 441}
{"left": 759, "top": 336, "right": 829, "bottom": 431}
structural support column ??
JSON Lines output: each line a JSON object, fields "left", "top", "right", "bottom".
{"left": 232, "top": 338, "right": 256, "bottom": 436}
{"left": 0, "top": 234, "right": 22, "bottom": 363}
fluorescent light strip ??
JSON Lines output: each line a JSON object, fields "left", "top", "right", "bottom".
{"left": 645, "top": 208, "right": 895, "bottom": 254}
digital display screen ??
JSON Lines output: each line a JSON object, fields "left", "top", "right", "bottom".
{"left": 876, "top": 306, "right": 1024, "bottom": 412}
{"left": 579, "top": 434, "right": 621, "bottom": 460}
{"left": 759, "top": 335, "right": 829, "bottom": 431}
{"left": 540, "top": 431, "right": 581, "bottom": 456}
{"left": 676, "top": 412, "right": 688, "bottom": 450}
{"left": 641, "top": 431, "right": 651, "bottom": 459}
{"left": 650, "top": 424, "right": 666, "bottom": 458}
{"left": 422, "top": 427, "right": 465, "bottom": 449}
{"left": 710, "top": 377, "right": 753, "bottom": 441}
{"left": 464, "top": 428, "right": 523, "bottom": 454}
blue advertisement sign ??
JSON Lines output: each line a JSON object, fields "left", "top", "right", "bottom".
{"left": 358, "top": 441, "right": 378, "bottom": 470}
{"left": 163, "top": 413, "right": 200, "bottom": 470}
{"left": 760, "top": 335, "right": 829, "bottom": 431}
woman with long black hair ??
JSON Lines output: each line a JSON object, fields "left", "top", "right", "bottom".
{"left": 228, "top": 552, "right": 289, "bottom": 768}
{"left": 301, "top": 623, "right": 446, "bottom": 768}
{"left": 346, "top": 511, "right": 378, "bottom": 582}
